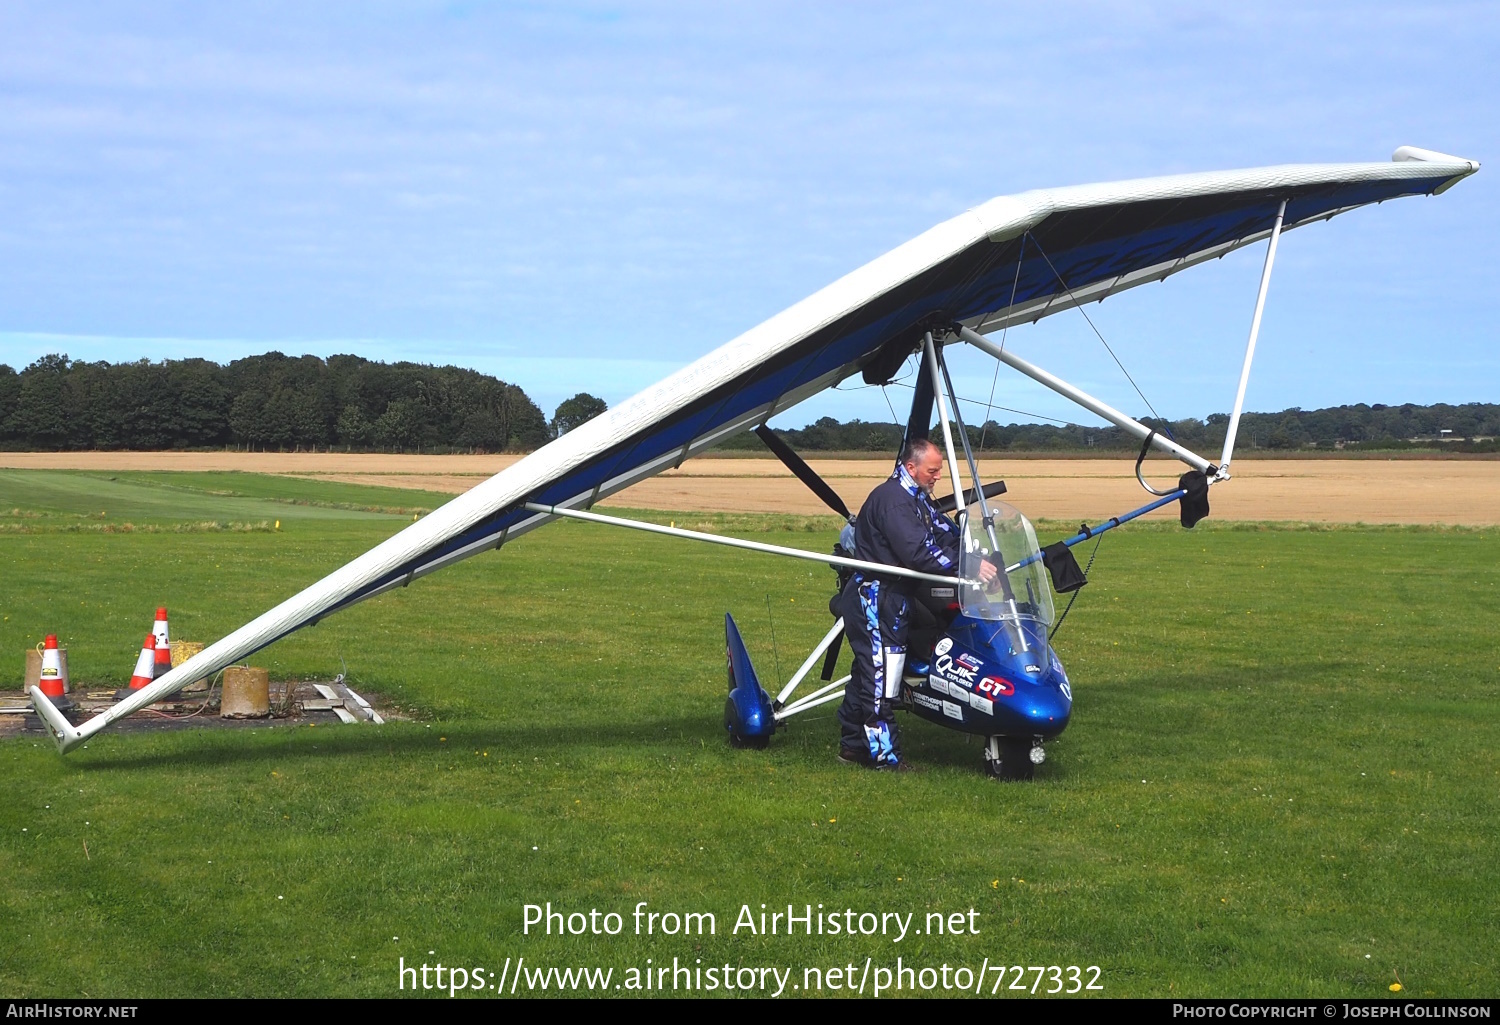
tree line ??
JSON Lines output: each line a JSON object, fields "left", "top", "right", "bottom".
{"left": 714, "top": 402, "right": 1500, "bottom": 454}
{"left": 1, "top": 350, "right": 1491, "bottom": 455}
{"left": 0, "top": 352, "right": 580, "bottom": 452}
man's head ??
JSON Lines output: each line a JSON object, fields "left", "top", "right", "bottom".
{"left": 899, "top": 438, "right": 944, "bottom": 494}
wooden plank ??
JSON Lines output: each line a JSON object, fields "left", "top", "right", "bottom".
{"left": 339, "top": 684, "right": 385, "bottom": 725}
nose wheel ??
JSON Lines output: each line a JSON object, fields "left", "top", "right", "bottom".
{"left": 984, "top": 736, "right": 1043, "bottom": 781}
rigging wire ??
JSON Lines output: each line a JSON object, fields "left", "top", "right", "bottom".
{"left": 835, "top": 357, "right": 918, "bottom": 392}
{"left": 831, "top": 353, "right": 916, "bottom": 430}
{"left": 764, "top": 593, "right": 783, "bottom": 691}
{"left": 885, "top": 380, "right": 1073, "bottom": 427}
{"left": 1049, "top": 531, "right": 1103, "bottom": 641}
{"left": 980, "top": 234, "right": 1027, "bottom": 450}
{"left": 834, "top": 231, "right": 1009, "bottom": 438}
{"left": 1027, "top": 234, "right": 1174, "bottom": 437}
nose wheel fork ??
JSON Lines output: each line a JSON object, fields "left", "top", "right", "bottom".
{"left": 984, "top": 736, "right": 1044, "bottom": 781}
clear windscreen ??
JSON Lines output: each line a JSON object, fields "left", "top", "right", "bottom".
{"left": 957, "top": 500, "right": 1054, "bottom": 657}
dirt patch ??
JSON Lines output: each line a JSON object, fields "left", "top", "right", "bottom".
{"left": 287, "top": 457, "right": 1500, "bottom": 526}
{"left": 1, "top": 681, "right": 397, "bottom": 740}
{"left": 3, "top": 452, "right": 1497, "bottom": 524}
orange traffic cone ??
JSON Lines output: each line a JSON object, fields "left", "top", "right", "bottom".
{"left": 151, "top": 607, "right": 170, "bottom": 673}
{"left": 150, "top": 633, "right": 170, "bottom": 681}
{"left": 115, "top": 634, "right": 157, "bottom": 701}
{"left": 37, "top": 635, "right": 73, "bottom": 711}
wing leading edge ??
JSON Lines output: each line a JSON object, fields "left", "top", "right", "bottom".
{"left": 48, "top": 148, "right": 1477, "bottom": 750}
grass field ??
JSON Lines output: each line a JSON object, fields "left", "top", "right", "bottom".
{"left": 1, "top": 471, "right": 1497, "bottom": 998}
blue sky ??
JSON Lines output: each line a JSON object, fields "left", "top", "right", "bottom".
{"left": 0, "top": 2, "right": 1494, "bottom": 427}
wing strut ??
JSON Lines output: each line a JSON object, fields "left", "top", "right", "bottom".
{"left": 926, "top": 330, "right": 1030, "bottom": 653}
{"left": 921, "top": 331, "right": 974, "bottom": 549}
{"left": 955, "top": 324, "right": 1216, "bottom": 476}
{"left": 936, "top": 341, "right": 1001, "bottom": 552}
{"left": 1218, "top": 198, "right": 1287, "bottom": 479}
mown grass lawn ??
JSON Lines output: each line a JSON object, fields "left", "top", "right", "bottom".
{"left": 1, "top": 471, "right": 1496, "bottom": 998}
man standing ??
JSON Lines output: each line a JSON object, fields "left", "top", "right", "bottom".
{"left": 836, "top": 439, "right": 996, "bottom": 769}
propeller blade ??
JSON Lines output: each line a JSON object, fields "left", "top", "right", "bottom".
{"left": 932, "top": 480, "right": 1008, "bottom": 515}
{"left": 754, "top": 425, "right": 853, "bottom": 521}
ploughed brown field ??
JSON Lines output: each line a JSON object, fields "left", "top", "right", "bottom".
{"left": 2, "top": 450, "right": 1495, "bottom": 524}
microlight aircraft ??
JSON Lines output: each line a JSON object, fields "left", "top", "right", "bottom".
{"left": 34, "top": 147, "right": 1479, "bottom": 774}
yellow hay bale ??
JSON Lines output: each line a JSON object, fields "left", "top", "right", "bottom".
{"left": 169, "top": 641, "right": 209, "bottom": 692}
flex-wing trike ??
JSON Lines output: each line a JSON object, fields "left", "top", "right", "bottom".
{"left": 721, "top": 325, "right": 1215, "bottom": 780}
{"left": 31, "top": 149, "right": 1478, "bottom": 767}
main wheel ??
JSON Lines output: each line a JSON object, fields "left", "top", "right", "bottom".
{"left": 728, "top": 730, "right": 770, "bottom": 750}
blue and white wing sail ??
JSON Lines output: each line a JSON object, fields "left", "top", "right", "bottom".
{"left": 45, "top": 147, "right": 1476, "bottom": 750}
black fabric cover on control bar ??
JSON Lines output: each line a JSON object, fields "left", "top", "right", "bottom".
{"left": 1178, "top": 470, "right": 1211, "bottom": 528}
{"left": 1042, "top": 541, "right": 1089, "bottom": 593}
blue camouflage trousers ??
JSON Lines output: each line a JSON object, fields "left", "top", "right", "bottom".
{"left": 836, "top": 576, "right": 909, "bottom": 766}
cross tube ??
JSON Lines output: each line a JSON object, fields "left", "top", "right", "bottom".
{"left": 954, "top": 324, "right": 1214, "bottom": 475}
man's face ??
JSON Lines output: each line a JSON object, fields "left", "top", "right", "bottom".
{"left": 905, "top": 446, "right": 944, "bottom": 494}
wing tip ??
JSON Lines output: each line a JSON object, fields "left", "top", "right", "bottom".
{"left": 1392, "top": 146, "right": 1480, "bottom": 192}
{"left": 28, "top": 686, "right": 83, "bottom": 754}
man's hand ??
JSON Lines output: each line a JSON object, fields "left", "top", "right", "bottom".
{"left": 978, "top": 559, "right": 999, "bottom": 584}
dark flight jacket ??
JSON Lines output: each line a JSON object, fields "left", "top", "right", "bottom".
{"left": 850, "top": 468, "right": 961, "bottom": 594}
